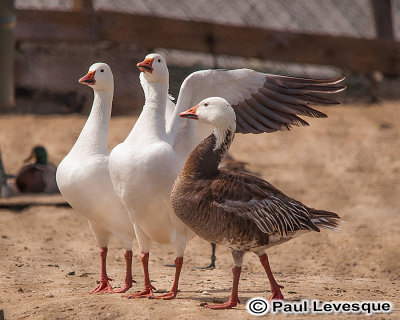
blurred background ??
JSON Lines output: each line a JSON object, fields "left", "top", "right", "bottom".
{"left": 1, "top": 0, "right": 400, "bottom": 115}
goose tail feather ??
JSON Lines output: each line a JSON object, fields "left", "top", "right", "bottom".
{"left": 310, "top": 209, "right": 341, "bottom": 231}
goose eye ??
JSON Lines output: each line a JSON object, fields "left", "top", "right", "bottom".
{"left": 100, "top": 69, "right": 104, "bottom": 73}
{"left": 204, "top": 103, "right": 209, "bottom": 107}
{"left": 158, "top": 59, "right": 161, "bottom": 63}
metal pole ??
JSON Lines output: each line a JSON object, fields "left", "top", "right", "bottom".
{"left": 0, "top": 0, "right": 15, "bottom": 110}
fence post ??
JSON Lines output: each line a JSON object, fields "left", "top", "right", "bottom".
{"left": 0, "top": 0, "right": 15, "bottom": 110}
{"left": 371, "top": 0, "right": 394, "bottom": 39}
{"left": 72, "top": 0, "right": 94, "bottom": 13}
{"left": 370, "top": 0, "right": 394, "bottom": 101}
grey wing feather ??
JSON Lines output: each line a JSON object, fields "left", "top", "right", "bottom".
{"left": 233, "top": 75, "right": 345, "bottom": 134}
{"left": 215, "top": 195, "right": 320, "bottom": 237}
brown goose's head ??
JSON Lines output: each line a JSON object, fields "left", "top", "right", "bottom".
{"left": 179, "top": 97, "right": 236, "bottom": 130}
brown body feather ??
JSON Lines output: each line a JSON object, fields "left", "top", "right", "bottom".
{"left": 16, "top": 165, "right": 47, "bottom": 193}
{"left": 219, "top": 153, "right": 251, "bottom": 174}
{"left": 171, "top": 133, "right": 340, "bottom": 253}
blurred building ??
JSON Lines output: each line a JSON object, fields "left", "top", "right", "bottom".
{"left": 7, "top": 0, "right": 400, "bottom": 114}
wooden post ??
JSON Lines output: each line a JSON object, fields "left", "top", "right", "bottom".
{"left": 72, "top": 0, "right": 94, "bottom": 13}
{"left": 0, "top": 0, "right": 15, "bottom": 110}
{"left": 370, "top": 0, "right": 394, "bottom": 101}
{"left": 371, "top": 0, "right": 394, "bottom": 39}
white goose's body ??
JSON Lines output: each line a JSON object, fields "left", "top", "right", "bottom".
{"left": 58, "top": 148, "right": 133, "bottom": 248}
{"left": 109, "top": 53, "right": 345, "bottom": 300}
{"left": 110, "top": 81, "right": 191, "bottom": 249}
{"left": 56, "top": 63, "right": 135, "bottom": 293}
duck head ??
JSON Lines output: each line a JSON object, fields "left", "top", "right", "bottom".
{"left": 180, "top": 97, "right": 236, "bottom": 129}
{"left": 137, "top": 53, "right": 169, "bottom": 83}
{"left": 79, "top": 63, "right": 114, "bottom": 91}
{"left": 24, "top": 146, "right": 48, "bottom": 165}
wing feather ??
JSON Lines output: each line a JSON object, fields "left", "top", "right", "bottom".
{"left": 211, "top": 172, "right": 320, "bottom": 237}
{"left": 167, "top": 68, "right": 345, "bottom": 149}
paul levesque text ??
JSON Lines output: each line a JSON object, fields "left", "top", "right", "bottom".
{"left": 270, "top": 299, "right": 392, "bottom": 315}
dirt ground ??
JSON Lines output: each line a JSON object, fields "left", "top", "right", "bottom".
{"left": 0, "top": 101, "right": 399, "bottom": 319}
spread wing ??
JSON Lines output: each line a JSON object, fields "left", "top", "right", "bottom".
{"left": 166, "top": 69, "right": 345, "bottom": 153}
{"left": 210, "top": 171, "right": 320, "bottom": 237}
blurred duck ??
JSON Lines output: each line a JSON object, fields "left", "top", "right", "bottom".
{"left": 171, "top": 97, "right": 341, "bottom": 309}
{"left": 16, "top": 146, "right": 59, "bottom": 193}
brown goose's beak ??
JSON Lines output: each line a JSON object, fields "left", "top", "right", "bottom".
{"left": 79, "top": 71, "right": 96, "bottom": 85}
{"left": 137, "top": 58, "right": 154, "bottom": 73}
{"left": 179, "top": 105, "right": 199, "bottom": 120}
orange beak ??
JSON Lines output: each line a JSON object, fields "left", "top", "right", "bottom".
{"left": 137, "top": 58, "right": 154, "bottom": 73}
{"left": 179, "top": 105, "right": 199, "bottom": 120}
{"left": 79, "top": 71, "right": 96, "bottom": 85}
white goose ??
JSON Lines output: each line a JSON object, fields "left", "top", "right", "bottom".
{"left": 56, "top": 63, "right": 136, "bottom": 293}
{"left": 109, "top": 53, "right": 345, "bottom": 299}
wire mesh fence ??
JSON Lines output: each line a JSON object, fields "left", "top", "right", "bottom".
{"left": 11, "top": 0, "right": 400, "bottom": 114}
{"left": 13, "top": 0, "right": 383, "bottom": 38}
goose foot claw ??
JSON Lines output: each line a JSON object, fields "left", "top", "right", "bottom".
{"left": 148, "top": 291, "right": 178, "bottom": 300}
{"left": 112, "top": 279, "right": 137, "bottom": 293}
{"left": 89, "top": 277, "right": 113, "bottom": 294}
{"left": 122, "top": 285, "right": 155, "bottom": 299}
{"left": 268, "top": 285, "right": 284, "bottom": 301}
{"left": 204, "top": 298, "right": 239, "bottom": 310}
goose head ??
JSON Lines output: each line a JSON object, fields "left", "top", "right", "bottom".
{"left": 137, "top": 53, "right": 169, "bottom": 83}
{"left": 24, "top": 145, "right": 48, "bottom": 165}
{"left": 79, "top": 63, "right": 114, "bottom": 91}
{"left": 180, "top": 97, "right": 236, "bottom": 130}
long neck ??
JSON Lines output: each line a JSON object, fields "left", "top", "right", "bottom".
{"left": 181, "top": 125, "right": 235, "bottom": 178}
{"left": 36, "top": 152, "right": 47, "bottom": 165}
{"left": 73, "top": 89, "right": 113, "bottom": 155}
{"left": 127, "top": 81, "right": 169, "bottom": 142}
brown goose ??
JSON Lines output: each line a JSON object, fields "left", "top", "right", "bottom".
{"left": 171, "top": 97, "right": 340, "bottom": 310}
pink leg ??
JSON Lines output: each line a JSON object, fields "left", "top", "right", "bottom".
{"left": 123, "top": 252, "right": 156, "bottom": 299}
{"left": 112, "top": 250, "right": 137, "bottom": 293}
{"left": 259, "top": 253, "right": 284, "bottom": 300}
{"left": 90, "top": 247, "right": 113, "bottom": 293}
{"left": 204, "top": 266, "right": 241, "bottom": 309}
{"left": 150, "top": 257, "right": 183, "bottom": 300}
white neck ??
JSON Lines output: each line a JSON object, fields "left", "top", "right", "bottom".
{"left": 72, "top": 88, "right": 113, "bottom": 155}
{"left": 212, "top": 117, "right": 236, "bottom": 151}
{"left": 126, "top": 81, "right": 169, "bottom": 143}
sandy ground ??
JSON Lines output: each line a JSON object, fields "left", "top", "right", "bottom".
{"left": 0, "top": 101, "right": 399, "bottom": 319}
